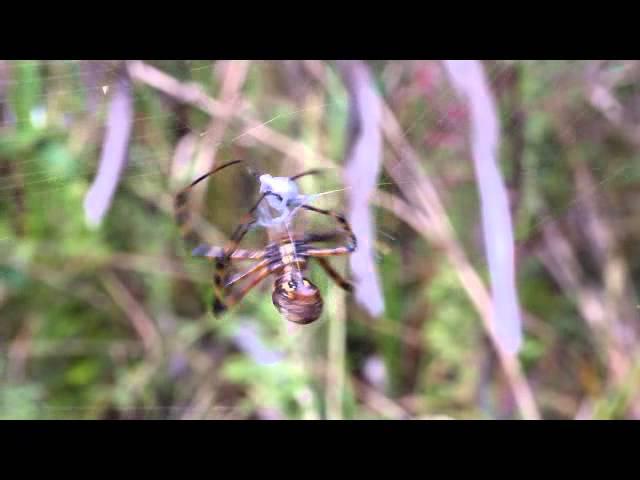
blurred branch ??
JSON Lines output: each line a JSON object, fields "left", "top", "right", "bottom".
{"left": 536, "top": 208, "right": 634, "bottom": 386}
{"left": 100, "top": 271, "right": 162, "bottom": 358}
{"left": 326, "top": 280, "right": 347, "bottom": 419}
{"left": 573, "top": 166, "right": 640, "bottom": 360}
{"left": 7, "top": 339, "right": 144, "bottom": 358}
{"left": 181, "top": 382, "right": 218, "bottom": 420}
{"left": 581, "top": 356, "right": 640, "bottom": 419}
{"left": 170, "top": 131, "right": 198, "bottom": 185}
{"left": 379, "top": 84, "right": 540, "bottom": 420}
{"left": 127, "top": 61, "right": 337, "bottom": 171}
{"left": 79, "top": 61, "right": 109, "bottom": 115}
{"left": 586, "top": 63, "right": 640, "bottom": 148}
{"left": 22, "top": 263, "right": 112, "bottom": 313}
{"left": 352, "top": 377, "right": 411, "bottom": 419}
{"left": 443, "top": 60, "right": 523, "bottom": 355}
{"left": 536, "top": 104, "right": 640, "bottom": 415}
{"left": 107, "top": 252, "right": 208, "bottom": 282}
{"left": 7, "top": 320, "right": 31, "bottom": 381}
{"left": 373, "top": 191, "right": 433, "bottom": 240}
{"left": 337, "top": 60, "right": 385, "bottom": 318}
{"left": 83, "top": 68, "right": 134, "bottom": 227}
{"left": 299, "top": 59, "right": 539, "bottom": 418}
{"left": 128, "top": 179, "right": 228, "bottom": 247}
{"left": 231, "top": 321, "right": 284, "bottom": 365}
{"left": 188, "top": 60, "right": 250, "bottom": 211}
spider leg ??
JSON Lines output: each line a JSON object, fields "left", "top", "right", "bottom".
{"left": 299, "top": 204, "right": 357, "bottom": 256}
{"left": 213, "top": 261, "right": 284, "bottom": 315}
{"left": 314, "top": 257, "right": 353, "bottom": 293}
{"left": 213, "top": 259, "right": 268, "bottom": 313}
{"left": 299, "top": 231, "right": 342, "bottom": 244}
{"left": 304, "top": 246, "right": 354, "bottom": 257}
{"left": 192, "top": 244, "right": 265, "bottom": 261}
{"left": 174, "top": 159, "right": 243, "bottom": 248}
{"left": 224, "top": 259, "right": 270, "bottom": 288}
{"left": 211, "top": 191, "right": 282, "bottom": 313}
{"left": 216, "top": 191, "right": 279, "bottom": 268}
{"left": 289, "top": 168, "right": 324, "bottom": 181}
{"left": 213, "top": 266, "right": 271, "bottom": 315}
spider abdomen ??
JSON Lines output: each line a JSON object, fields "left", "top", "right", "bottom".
{"left": 272, "top": 276, "right": 324, "bottom": 324}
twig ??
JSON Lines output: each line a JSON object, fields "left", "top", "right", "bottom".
{"left": 107, "top": 252, "right": 207, "bottom": 282}
{"left": 100, "top": 270, "right": 162, "bottom": 358}
{"left": 189, "top": 60, "right": 250, "bottom": 211}
{"left": 351, "top": 377, "right": 411, "bottom": 419}
{"left": 379, "top": 94, "right": 540, "bottom": 420}
{"left": 302, "top": 59, "right": 539, "bottom": 419}
{"left": 7, "top": 321, "right": 31, "bottom": 381}
{"left": 443, "top": 60, "right": 523, "bottom": 355}
{"left": 83, "top": 69, "right": 134, "bottom": 227}
{"left": 337, "top": 60, "right": 385, "bottom": 317}
{"left": 586, "top": 64, "right": 640, "bottom": 148}
{"left": 127, "top": 61, "right": 337, "bottom": 171}
{"left": 326, "top": 280, "right": 347, "bottom": 419}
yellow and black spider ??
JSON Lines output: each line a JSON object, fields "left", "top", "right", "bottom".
{"left": 174, "top": 160, "right": 357, "bottom": 324}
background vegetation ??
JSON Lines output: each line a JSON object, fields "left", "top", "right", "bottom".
{"left": 1, "top": 60, "right": 639, "bottom": 419}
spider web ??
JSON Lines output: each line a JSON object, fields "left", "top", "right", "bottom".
{"left": 1, "top": 60, "right": 639, "bottom": 420}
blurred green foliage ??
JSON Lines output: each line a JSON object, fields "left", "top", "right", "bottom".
{"left": 1, "top": 60, "right": 640, "bottom": 419}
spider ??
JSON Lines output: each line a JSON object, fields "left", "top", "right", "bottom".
{"left": 174, "top": 160, "right": 357, "bottom": 324}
